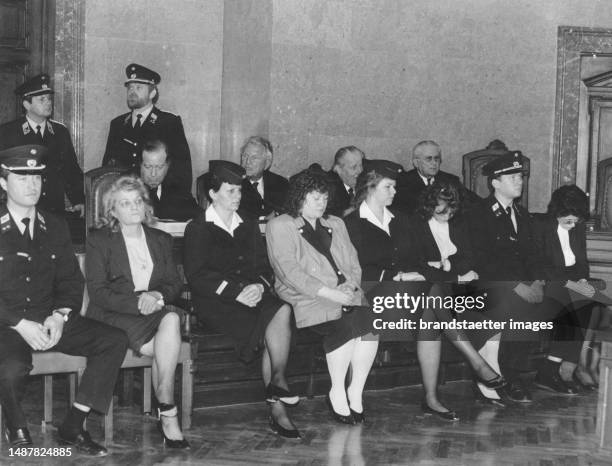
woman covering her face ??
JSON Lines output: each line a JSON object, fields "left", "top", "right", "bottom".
{"left": 86, "top": 175, "right": 188, "bottom": 448}
{"left": 266, "top": 168, "right": 377, "bottom": 425}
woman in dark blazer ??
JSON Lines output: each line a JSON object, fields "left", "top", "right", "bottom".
{"left": 345, "top": 166, "right": 506, "bottom": 419}
{"left": 86, "top": 175, "right": 188, "bottom": 448}
{"left": 183, "top": 161, "right": 299, "bottom": 439}
{"left": 532, "top": 185, "right": 600, "bottom": 393}
{"left": 267, "top": 168, "right": 376, "bottom": 425}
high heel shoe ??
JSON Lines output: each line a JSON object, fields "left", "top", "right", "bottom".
{"left": 420, "top": 401, "right": 459, "bottom": 421}
{"left": 472, "top": 383, "right": 507, "bottom": 408}
{"left": 268, "top": 416, "right": 301, "bottom": 439}
{"left": 265, "top": 384, "right": 300, "bottom": 406}
{"left": 325, "top": 395, "right": 355, "bottom": 425}
{"left": 474, "top": 373, "right": 508, "bottom": 390}
{"left": 157, "top": 404, "right": 190, "bottom": 449}
{"left": 573, "top": 373, "right": 597, "bottom": 392}
{"left": 350, "top": 408, "right": 365, "bottom": 423}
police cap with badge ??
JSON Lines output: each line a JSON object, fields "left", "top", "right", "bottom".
{"left": 362, "top": 159, "right": 404, "bottom": 179}
{"left": 0, "top": 145, "right": 47, "bottom": 174}
{"left": 15, "top": 74, "right": 54, "bottom": 98}
{"left": 482, "top": 151, "right": 526, "bottom": 178}
{"left": 124, "top": 63, "right": 161, "bottom": 86}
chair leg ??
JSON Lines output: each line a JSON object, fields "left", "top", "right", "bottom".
{"left": 44, "top": 375, "right": 53, "bottom": 424}
{"left": 143, "top": 367, "right": 152, "bottom": 415}
{"left": 69, "top": 373, "right": 77, "bottom": 406}
{"left": 181, "top": 359, "right": 193, "bottom": 430}
{"left": 104, "top": 397, "right": 114, "bottom": 445}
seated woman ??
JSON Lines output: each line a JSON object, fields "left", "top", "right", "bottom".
{"left": 266, "top": 168, "right": 377, "bottom": 425}
{"left": 183, "top": 161, "right": 299, "bottom": 438}
{"left": 532, "top": 185, "right": 601, "bottom": 393}
{"left": 86, "top": 175, "right": 188, "bottom": 449}
{"left": 344, "top": 164, "right": 507, "bottom": 418}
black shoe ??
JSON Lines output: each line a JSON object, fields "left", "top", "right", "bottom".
{"left": 573, "top": 373, "right": 597, "bottom": 392}
{"left": 57, "top": 430, "right": 107, "bottom": 457}
{"left": 268, "top": 416, "right": 301, "bottom": 439}
{"left": 420, "top": 401, "right": 460, "bottom": 421}
{"left": 5, "top": 427, "right": 32, "bottom": 447}
{"left": 472, "top": 384, "right": 507, "bottom": 408}
{"left": 350, "top": 408, "right": 365, "bottom": 423}
{"left": 325, "top": 395, "right": 355, "bottom": 425}
{"left": 475, "top": 374, "right": 508, "bottom": 390}
{"left": 158, "top": 406, "right": 190, "bottom": 449}
{"left": 498, "top": 379, "right": 533, "bottom": 403}
{"left": 265, "top": 384, "right": 300, "bottom": 406}
{"left": 534, "top": 371, "right": 578, "bottom": 395}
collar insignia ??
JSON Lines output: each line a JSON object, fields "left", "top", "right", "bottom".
{"left": 22, "top": 122, "right": 30, "bottom": 135}
{"left": 123, "top": 114, "right": 131, "bottom": 125}
{"left": 149, "top": 112, "right": 157, "bottom": 124}
{"left": 46, "top": 121, "right": 54, "bottom": 135}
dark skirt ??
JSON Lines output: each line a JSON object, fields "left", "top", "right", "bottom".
{"left": 309, "top": 305, "right": 376, "bottom": 353}
{"left": 195, "top": 292, "right": 287, "bottom": 364}
{"left": 94, "top": 306, "right": 178, "bottom": 353}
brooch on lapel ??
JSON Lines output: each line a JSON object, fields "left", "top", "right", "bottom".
{"left": 491, "top": 202, "right": 503, "bottom": 218}
{"left": 22, "top": 122, "right": 30, "bottom": 135}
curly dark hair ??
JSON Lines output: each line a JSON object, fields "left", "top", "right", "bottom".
{"left": 284, "top": 168, "right": 332, "bottom": 218}
{"left": 547, "top": 184, "right": 589, "bottom": 221}
{"left": 416, "top": 180, "right": 461, "bottom": 221}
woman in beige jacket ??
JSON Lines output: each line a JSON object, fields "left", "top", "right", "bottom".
{"left": 267, "top": 168, "right": 378, "bottom": 425}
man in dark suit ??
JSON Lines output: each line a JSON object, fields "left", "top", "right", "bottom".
{"left": 238, "top": 136, "right": 288, "bottom": 219}
{"left": 139, "top": 139, "right": 200, "bottom": 221}
{"left": 325, "top": 145, "right": 364, "bottom": 217}
{"left": 392, "top": 140, "right": 465, "bottom": 215}
{"left": 470, "top": 151, "right": 544, "bottom": 404}
{"left": 0, "top": 74, "right": 84, "bottom": 217}
{"left": 0, "top": 145, "right": 128, "bottom": 456}
{"left": 102, "top": 64, "right": 192, "bottom": 190}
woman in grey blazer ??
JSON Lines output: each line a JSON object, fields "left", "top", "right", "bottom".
{"left": 267, "top": 168, "right": 378, "bottom": 425}
{"left": 86, "top": 175, "right": 188, "bottom": 449}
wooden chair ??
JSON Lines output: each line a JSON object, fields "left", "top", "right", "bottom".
{"left": 462, "top": 146, "right": 530, "bottom": 208}
{"left": 596, "top": 158, "right": 612, "bottom": 230}
{"left": 195, "top": 171, "right": 210, "bottom": 209}
{"left": 84, "top": 166, "right": 126, "bottom": 232}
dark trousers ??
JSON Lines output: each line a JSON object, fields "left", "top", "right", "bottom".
{"left": 0, "top": 314, "right": 128, "bottom": 429}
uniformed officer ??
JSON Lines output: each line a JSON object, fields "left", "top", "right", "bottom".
{"left": 0, "top": 74, "right": 84, "bottom": 217}
{"left": 102, "top": 63, "right": 192, "bottom": 190}
{"left": 0, "top": 145, "right": 128, "bottom": 455}
{"left": 469, "top": 151, "right": 544, "bottom": 404}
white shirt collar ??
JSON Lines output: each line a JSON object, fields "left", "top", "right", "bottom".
{"left": 132, "top": 104, "right": 154, "bottom": 126}
{"left": 7, "top": 206, "right": 35, "bottom": 236}
{"left": 359, "top": 201, "right": 394, "bottom": 235}
{"left": 251, "top": 177, "right": 264, "bottom": 196}
{"left": 343, "top": 183, "right": 352, "bottom": 193}
{"left": 205, "top": 204, "right": 243, "bottom": 236}
{"left": 418, "top": 173, "right": 433, "bottom": 186}
{"left": 26, "top": 116, "right": 46, "bottom": 136}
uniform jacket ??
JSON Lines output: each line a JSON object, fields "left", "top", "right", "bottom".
{"left": 183, "top": 210, "right": 274, "bottom": 310}
{"left": 240, "top": 170, "right": 289, "bottom": 218}
{"left": 344, "top": 209, "right": 416, "bottom": 281}
{"left": 469, "top": 195, "right": 537, "bottom": 286}
{"left": 406, "top": 215, "right": 476, "bottom": 282}
{"left": 266, "top": 214, "right": 364, "bottom": 328}
{"left": 0, "top": 205, "right": 83, "bottom": 327}
{"left": 325, "top": 170, "right": 353, "bottom": 217}
{"left": 531, "top": 214, "right": 589, "bottom": 282}
{"left": 85, "top": 225, "right": 182, "bottom": 320}
{"left": 102, "top": 107, "right": 192, "bottom": 189}
{"left": 147, "top": 181, "right": 201, "bottom": 221}
{"left": 392, "top": 169, "right": 464, "bottom": 215}
{"left": 0, "top": 117, "right": 84, "bottom": 213}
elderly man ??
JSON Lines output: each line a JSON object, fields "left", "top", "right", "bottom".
{"left": 392, "top": 140, "right": 463, "bottom": 214}
{"left": 139, "top": 139, "right": 200, "bottom": 221}
{"left": 102, "top": 63, "right": 192, "bottom": 190}
{"left": 238, "top": 136, "right": 288, "bottom": 219}
{"left": 0, "top": 145, "right": 128, "bottom": 456}
{"left": 0, "top": 74, "right": 84, "bottom": 217}
{"left": 325, "top": 146, "right": 364, "bottom": 217}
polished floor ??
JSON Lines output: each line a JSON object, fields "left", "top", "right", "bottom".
{"left": 2, "top": 380, "right": 611, "bottom": 465}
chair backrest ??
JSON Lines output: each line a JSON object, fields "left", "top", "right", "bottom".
{"left": 84, "top": 166, "right": 126, "bottom": 232}
{"left": 462, "top": 150, "right": 530, "bottom": 208}
{"left": 596, "top": 157, "right": 612, "bottom": 230}
{"left": 195, "top": 172, "right": 210, "bottom": 209}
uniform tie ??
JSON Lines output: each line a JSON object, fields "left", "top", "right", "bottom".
{"left": 135, "top": 113, "right": 143, "bottom": 128}
{"left": 21, "top": 217, "right": 32, "bottom": 249}
{"left": 506, "top": 206, "right": 517, "bottom": 234}
{"left": 348, "top": 187, "right": 354, "bottom": 200}
{"left": 35, "top": 124, "right": 43, "bottom": 141}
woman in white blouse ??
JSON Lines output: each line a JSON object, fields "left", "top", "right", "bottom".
{"left": 86, "top": 176, "right": 189, "bottom": 448}
{"left": 345, "top": 164, "right": 506, "bottom": 421}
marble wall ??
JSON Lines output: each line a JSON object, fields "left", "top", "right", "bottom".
{"left": 81, "top": 0, "right": 224, "bottom": 191}
{"left": 267, "top": 0, "right": 612, "bottom": 211}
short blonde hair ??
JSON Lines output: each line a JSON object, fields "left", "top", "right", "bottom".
{"left": 96, "top": 175, "right": 154, "bottom": 231}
